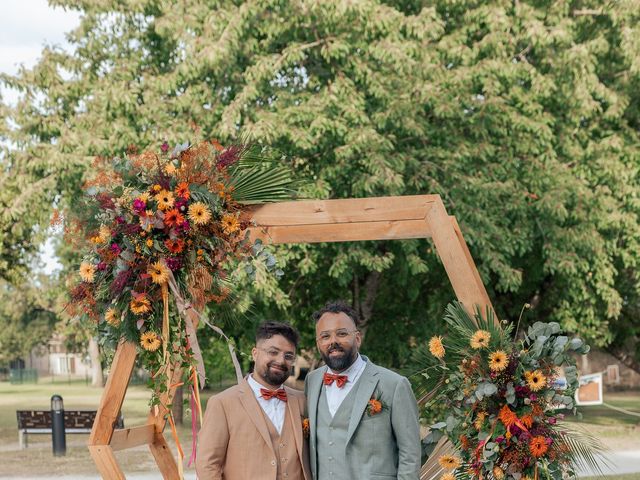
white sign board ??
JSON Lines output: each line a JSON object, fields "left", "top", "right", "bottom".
{"left": 575, "top": 372, "right": 603, "bottom": 406}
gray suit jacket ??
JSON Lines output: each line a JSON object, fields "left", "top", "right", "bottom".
{"left": 305, "top": 358, "right": 421, "bottom": 480}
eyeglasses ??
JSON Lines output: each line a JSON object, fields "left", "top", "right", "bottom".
{"left": 316, "top": 329, "right": 358, "bottom": 344}
{"left": 257, "top": 347, "right": 296, "bottom": 363}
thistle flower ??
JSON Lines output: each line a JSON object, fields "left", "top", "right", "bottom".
{"left": 428, "top": 336, "right": 445, "bottom": 359}
{"left": 140, "top": 331, "right": 161, "bottom": 352}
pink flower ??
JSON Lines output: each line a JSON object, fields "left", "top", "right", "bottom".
{"left": 132, "top": 198, "right": 146, "bottom": 213}
{"left": 97, "top": 262, "right": 107, "bottom": 271}
{"left": 110, "top": 243, "right": 122, "bottom": 255}
{"left": 161, "top": 141, "right": 169, "bottom": 153}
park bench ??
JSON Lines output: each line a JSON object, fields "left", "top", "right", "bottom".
{"left": 16, "top": 410, "right": 124, "bottom": 449}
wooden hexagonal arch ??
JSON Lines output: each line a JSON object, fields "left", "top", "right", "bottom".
{"left": 88, "top": 194, "right": 494, "bottom": 479}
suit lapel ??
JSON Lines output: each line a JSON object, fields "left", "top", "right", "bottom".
{"left": 284, "top": 386, "right": 303, "bottom": 461}
{"left": 237, "top": 379, "right": 274, "bottom": 453}
{"left": 345, "top": 361, "right": 379, "bottom": 446}
{"left": 308, "top": 366, "right": 326, "bottom": 436}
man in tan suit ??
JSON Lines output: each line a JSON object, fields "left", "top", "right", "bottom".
{"left": 196, "top": 322, "right": 311, "bottom": 480}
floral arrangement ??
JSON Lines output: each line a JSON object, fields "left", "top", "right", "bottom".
{"left": 66, "top": 139, "right": 295, "bottom": 406}
{"left": 416, "top": 302, "right": 603, "bottom": 480}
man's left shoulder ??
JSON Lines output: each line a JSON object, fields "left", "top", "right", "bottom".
{"left": 284, "top": 384, "right": 305, "bottom": 399}
{"left": 368, "top": 361, "right": 410, "bottom": 386}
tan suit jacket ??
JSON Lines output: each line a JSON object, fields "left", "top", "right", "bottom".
{"left": 196, "top": 379, "right": 311, "bottom": 480}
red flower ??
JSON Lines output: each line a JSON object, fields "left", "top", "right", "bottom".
{"left": 165, "top": 238, "right": 185, "bottom": 254}
{"left": 164, "top": 209, "right": 185, "bottom": 228}
{"left": 175, "top": 182, "right": 190, "bottom": 199}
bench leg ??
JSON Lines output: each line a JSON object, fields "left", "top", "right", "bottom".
{"left": 19, "top": 431, "right": 26, "bottom": 449}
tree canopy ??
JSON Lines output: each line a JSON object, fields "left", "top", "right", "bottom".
{"left": 1, "top": 0, "right": 639, "bottom": 370}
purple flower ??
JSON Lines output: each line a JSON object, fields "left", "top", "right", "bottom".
{"left": 548, "top": 417, "right": 557, "bottom": 424}
{"left": 216, "top": 145, "right": 243, "bottom": 170}
{"left": 496, "top": 436, "right": 505, "bottom": 444}
{"left": 161, "top": 141, "right": 169, "bottom": 153}
{"left": 110, "top": 270, "right": 132, "bottom": 296}
{"left": 97, "top": 262, "right": 107, "bottom": 271}
{"left": 178, "top": 220, "right": 190, "bottom": 233}
{"left": 115, "top": 216, "right": 125, "bottom": 224}
{"left": 545, "top": 437, "right": 553, "bottom": 445}
{"left": 530, "top": 394, "right": 538, "bottom": 401}
{"left": 175, "top": 197, "right": 188, "bottom": 212}
{"left": 165, "top": 257, "right": 182, "bottom": 271}
{"left": 110, "top": 243, "right": 122, "bottom": 255}
{"left": 132, "top": 198, "right": 146, "bottom": 213}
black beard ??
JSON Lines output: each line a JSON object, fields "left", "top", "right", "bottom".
{"left": 321, "top": 343, "right": 357, "bottom": 371}
{"left": 259, "top": 361, "right": 290, "bottom": 386}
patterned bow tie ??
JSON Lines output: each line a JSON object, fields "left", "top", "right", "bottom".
{"left": 323, "top": 372, "right": 348, "bottom": 388}
{"left": 260, "top": 388, "right": 287, "bottom": 402}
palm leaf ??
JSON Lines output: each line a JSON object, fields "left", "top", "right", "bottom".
{"left": 556, "top": 423, "right": 611, "bottom": 476}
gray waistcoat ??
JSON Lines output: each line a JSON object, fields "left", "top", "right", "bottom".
{"left": 316, "top": 382, "right": 361, "bottom": 480}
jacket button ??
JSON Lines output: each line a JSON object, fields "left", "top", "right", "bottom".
{"left": 271, "top": 460, "right": 276, "bottom": 466}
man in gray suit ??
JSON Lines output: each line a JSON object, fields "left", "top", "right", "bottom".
{"left": 305, "top": 301, "right": 421, "bottom": 480}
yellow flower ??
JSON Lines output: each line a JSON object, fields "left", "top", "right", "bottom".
{"left": 146, "top": 238, "right": 154, "bottom": 248}
{"left": 105, "top": 308, "right": 120, "bottom": 327}
{"left": 90, "top": 224, "right": 111, "bottom": 244}
{"left": 525, "top": 370, "right": 547, "bottom": 391}
{"left": 138, "top": 192, "right": 151, "bottom": 203}
{"left": 221, "top": 214, "right": 240, "bottom": 234}
{"left": 154, "top": 189, "right": 175, "bottom": 210}
{"left": 438, "top": 454, "right": 461, "bottom": 470}
{"left": 140, "top": 331, "right": 161, "bottom": 352}
{"left": 474, "top": 411, "right": 486, "bottom": 430}
{"left": 493, "top": 466, "right": 505, "bottom": 480}
{"left": 164, "top": 163, "right": 177, "bottom": 175}
{"left": 188, "top": 202, "right": 212, "bottom": 225}
{"left": 130, "top": 295, "right": 151, "bottom": 315}
{"left": 79, "top": 262, "right": 96, "bottom": 283}
{"left": 428, "top": 336, "right": 445, "bottom": 359}
{"left": 470, "top": 330, "right": 491, "bottom": 349}
{"left": 489, "top": 350, "right": 508, "bottom": 372}
{"left": 152, "top": 184, "right": 162, "bottom": 192}
{"left": 441, "top": 473, "right": 455, "bottom": 480}
{"left": 148, "top": 261, "right": 169, "bottom": 284}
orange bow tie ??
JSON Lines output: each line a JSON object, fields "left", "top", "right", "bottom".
{"left": 260, "top": 388, "right": 287, "bottom": 402}
{"left": 323, "top": 372, "right": 348, "bottom": 388}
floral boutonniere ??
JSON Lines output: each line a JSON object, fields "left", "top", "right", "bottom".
{"left": 366, "top": 393, "right": 387, "bottom": 416}
{"left": 302, "top": 417, "right": 310, "bottom": 438}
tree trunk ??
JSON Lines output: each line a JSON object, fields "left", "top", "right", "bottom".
{"left": 355, "top": 271, "right": 382, "bottom": 338}
{"left": 172, "top": 385, "right": 184, "bottom": 425}
{"left": 606, "top": 346, "right": 640, "bottom": 375}
{"left": 88, "top": 336, "right": 104, "bottom": 387}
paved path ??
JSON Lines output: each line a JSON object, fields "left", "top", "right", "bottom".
{"left": 8, "top": 450, "right": 640, "bottom": 479}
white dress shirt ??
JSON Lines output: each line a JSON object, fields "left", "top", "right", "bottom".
{"left": 247, "top": 374, "right": 286, "bottom": 434}
{"left": 324, "top": 354, "right": 366, "bottom": 417}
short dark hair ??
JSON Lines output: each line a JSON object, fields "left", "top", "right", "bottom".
{"left": 312, "top": 300, "right": 360, "bottom": 327}
{"left": 256, "top": 322, "right": 300, "bottom": 348}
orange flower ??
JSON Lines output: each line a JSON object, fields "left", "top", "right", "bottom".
{"left": 165, "top": 238, "right": 185, "bottom": 254}
{"left": 164, "top": 208, "right": 185, "bottom": 228}
{"left": 368, "top": 399, "right": 383, "bottom": 415}
{"left": 140, "top": 331, "right": 161, "bottom": 352}
{"left": 498, "top": 405, "right": 518, "bottom": 428}
{"left": 130, "top": 294, "right": 151, "bottom": 315}
{"left": 175, "top": 182, "right": 190, "bottom": 199}
{"left": 438, "top": 454, "right": 461, "bottom": 470}
{"left": 529, "top": 435, "right": 549, "bottom": 457}
{"left": 520, "top": 414, "right": 534, "bottom": 429}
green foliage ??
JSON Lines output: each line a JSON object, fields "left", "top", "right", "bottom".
{"left": 1, "top": 0, "right": 639, "bottom": 370}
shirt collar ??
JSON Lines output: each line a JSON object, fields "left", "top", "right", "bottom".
{"left": 327, "top": 353, "right": 365, "bottom": 381}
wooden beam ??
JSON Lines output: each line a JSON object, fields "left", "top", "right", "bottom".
{"left": 149, "top": 431, "right": 181, "bottom": 480}
{"left": 110, "top": 424, "right": 156, "bottom": 452}
{"left": 245, "top": 195, "right": 439, "bottom": 226}
{"left": 88, "top": 445, "right": 125, "bottom": 480}
{"left": 426, "top": 198, "right": 494, "bottom": 316}
{"left": 89, "top": 340, "right": 137, "bottom": 446}
{"left": 247, "top": 218, "right": 431, "bottom": 244}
